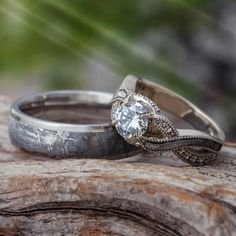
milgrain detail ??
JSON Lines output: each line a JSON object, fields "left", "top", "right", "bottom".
{"left": 141, "top": 115, "right": 221, "bottom": 165}
{"left": 8, "top": 117, "right": 139, "bottom": 158}
{"left": 112, "top": 90, "right": 222, "bottom": 166}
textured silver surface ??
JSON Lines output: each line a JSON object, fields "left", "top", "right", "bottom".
{"left": 9, "top": 90, "right": 140, "bottom": 158}
{"left": 9, "top": 117, "right": 139, "bottom": 159}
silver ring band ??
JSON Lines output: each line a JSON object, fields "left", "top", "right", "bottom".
{"left": 121, "top": 75, "right": 225, "bottom": 141}
{"left": 9, "top": 90, "right": 139, "bottom": 158}
{"left": 111, "top": 75, "right": 225, "bottom": 165}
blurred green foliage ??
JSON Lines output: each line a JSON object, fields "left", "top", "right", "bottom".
{"left": 0, "top": 0, "right": 215, "bottom": 94}
{"left": 1, "top": 0, "right": 236, "bottom": 140}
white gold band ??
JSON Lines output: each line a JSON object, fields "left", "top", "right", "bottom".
{"left": 111, "top": 75, "right": 225, "bottom": 165}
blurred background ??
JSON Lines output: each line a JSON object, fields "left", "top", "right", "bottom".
{"left": 0, "top": 0, "right": 235, "bottom": 141}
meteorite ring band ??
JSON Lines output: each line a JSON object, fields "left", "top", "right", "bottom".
{"left": 9, "top": 90, "right": 139, "bottom": 158}
{"left": 111, "top": 75, "right": 225, "bottom": 165}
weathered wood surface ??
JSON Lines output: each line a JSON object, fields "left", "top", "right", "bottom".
{"left": 0, "top": 95, "right": 236, "bottom": 236}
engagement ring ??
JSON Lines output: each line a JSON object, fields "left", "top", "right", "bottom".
{"left": 111, "top": 75, "right": 225, "bottom": 165}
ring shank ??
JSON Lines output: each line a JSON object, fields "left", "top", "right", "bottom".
{"left": 11, "top": 91, "right": 114, "bottom": 132}
{"left": 120, "top": 75, "right": 225, "bottom": 143}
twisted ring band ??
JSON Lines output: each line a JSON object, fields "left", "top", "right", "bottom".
{"left": 111, "top": 75, "right": 225, "bottom": 165}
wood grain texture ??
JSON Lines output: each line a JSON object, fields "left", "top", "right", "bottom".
{"left": 0, "top": 95, "right": 236, "bottom": 236}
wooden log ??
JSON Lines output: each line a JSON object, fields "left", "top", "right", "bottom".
{"left": 0, "top": 95, "right": 236, "bottom": 236}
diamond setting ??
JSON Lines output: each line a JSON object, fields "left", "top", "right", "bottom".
{"left": 112, "top": 100, "right": 148, "bottom": 140}
{"left": 112, "top": 89, "right": 128, "bottom": 100}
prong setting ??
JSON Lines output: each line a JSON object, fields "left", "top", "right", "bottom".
{"left": 111, "top": 76, "right": 224, "bottom": 166}
{"left": 111, "top": 89, "right": 160, "bottom": 145}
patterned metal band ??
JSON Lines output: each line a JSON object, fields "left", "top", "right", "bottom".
{"left": 111, "top": 75, "right": 225, "bottom": 166}
{"left": 9, "top": 90, "right": 139, "bottom": 158}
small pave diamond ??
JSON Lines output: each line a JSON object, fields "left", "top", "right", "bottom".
{"left": 113, "top": 100, "right": 148, "bottom": 139}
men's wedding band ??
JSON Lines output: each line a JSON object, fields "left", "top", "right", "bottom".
{"left": 9, "top": 90, "right": 139, "bottom": 158}
{"left": 111, "top": 75, "right": 225, "bottom": 166}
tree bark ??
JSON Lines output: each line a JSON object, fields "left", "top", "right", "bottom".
{"left": 0, "top": 95, "right": 235, "bottom": 236}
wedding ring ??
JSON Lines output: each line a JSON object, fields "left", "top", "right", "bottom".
{"left": 111, "top": 75, "right": 225, "bottom": 165}
{"left": 9, "top": 90, "right": 139, "bottom": 158}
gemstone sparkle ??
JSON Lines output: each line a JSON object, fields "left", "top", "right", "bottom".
{"left": 113, "top": 100, "right": 148, "bottom": 139}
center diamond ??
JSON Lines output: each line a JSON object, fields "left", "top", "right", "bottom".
{"left": 113, "top": 100, "right": 148, "bottom": 139}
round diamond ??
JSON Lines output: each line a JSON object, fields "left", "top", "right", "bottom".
{"left": 113, "top": 101, "right": 148, "bottom": 139}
